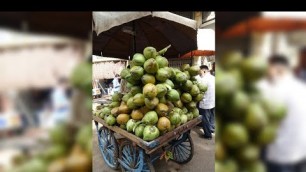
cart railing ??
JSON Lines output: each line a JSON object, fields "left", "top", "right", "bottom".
{"left": 92, "top": 115, "right": 202, "bottom": 154}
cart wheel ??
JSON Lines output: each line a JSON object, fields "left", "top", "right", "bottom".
{"left": 169, "top": 132, "right": 194, "bottom": 164}
{"left": 119, "top": 141, "right": 155, "bottom": 172}
{"left": 97, "top": 127, "right": 119, "bottom": 170}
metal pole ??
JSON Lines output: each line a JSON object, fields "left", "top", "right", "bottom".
{"left": 133, "top": 21, "right": 136, "bottom": 54}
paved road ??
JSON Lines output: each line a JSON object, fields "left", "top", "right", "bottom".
{"left": 93, "top": 126, "right": 214, "bottom": 172}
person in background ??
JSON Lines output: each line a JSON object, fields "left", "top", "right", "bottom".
{"left": 295, "top": 47, "right": 306, "bottom": 82}
{"left": 99, "top": 79, "right": 107, "bottom": 95}
{"left": 196, "top": 65, "right": 215, "bottom": 140}
{"left": 0, "top": 93, "right": 22, "bottom": 134}
{"left": 210, "top": 62, "right": 215, "bottom": 76}
{"left": 112, "top": 74, "right": 121, "bottom": 93}
{"left": 257, "top": 55, "right": 306, "bottom": 172}
{"left": 47, "top": 77, "right": 70, "bottom": 128}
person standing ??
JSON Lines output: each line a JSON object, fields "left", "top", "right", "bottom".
{"left": 295, "top": 47, "right": 306, "bottom": 82}
{"left": 257, "top": 55, "right": 306, "bottom": 172}
{"left": 196, "top": 65, "right": 215, "bottom": 140}
{"left": 48, "top": 77, "right": 71, "bottom": 128}
{"left": 112, "top": 74, "right": 121, "bottom": 93}
{"left": 210, "top": 62, "right": 215, "bottom": 76}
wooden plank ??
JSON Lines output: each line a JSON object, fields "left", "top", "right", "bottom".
{"left": 93, "top": 116, "right": 147, "bottom": 149}
{"left": 92, "top": 115, "right": 201, "bottom": 154}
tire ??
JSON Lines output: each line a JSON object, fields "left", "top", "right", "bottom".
{"left": 119, "top": 140, "right": 155, "bottom": 172}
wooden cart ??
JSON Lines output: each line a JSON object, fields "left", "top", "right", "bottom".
{"left": 93, "top": 115, "right": 202, "bottom": 172}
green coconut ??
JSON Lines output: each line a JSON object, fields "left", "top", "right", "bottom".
{"left": 143, "top": 83, "right": 157, "bottom": 99}
{"left": 130, "top": 66, "right": 144, "bottom": 80}
{"left": 155, "top": 103, "right": 169, "bottom": 117}
{"left": 133, "top": 93, "right": 145, "bottom": 106}
{"left": 186, "top": 101, "right": 197, "bottom": 110}
{"left": 127, "top": 97, "right": 137, "bottom": 110}
{"left": 143, "top": 46, "right": 157, "bottom": 60}
{"left": 191, "top": 108, "right": 200, "bottom": 118}
{"left": 184, "top": 71, "right": 191, "bottom": 80}
{"left": 143, "top": 125, "right": 160, "bottom": 141}
{"left": 120, "top": 68, "right": 130, "bottom": 79}
{"left": 198, "top": 82, "right": 208, "bottom": 92}
{"left": 156, "top": 84, "right": 168, "bottom": 98}
{"left": 159, "top": 96, "right": 167, "bottom": 104}
{"left": 156, "top": 55, "right": 169, "bottom": 68}
{"left": 181, "top": 93, "right": 192, "bottom": 103}
{"left": 112, "top": 92, "right": 123, "bottom": 102}
{"left": 166, "top": 89, "right": 180, "bottom": 102}
{"left": 175, "top": 72, "right": 188, "bottom": 83}
{"left": 188, "top": 66, "right": 200, "bottom": 76}
{"left": 132, "top": 53, "right": 146, "bottom": 66}
{"left": 181, "top": 64, "right": 190, "bottom": 71}
{"left": 194, "top": 93, "right": 204, "bottom": 102}
{"left": 169, "top": 111, "right": 181, "bottom": 125}
{"left": 122, "top": 93, "right": 133, "bottom": 103}
{"left": 182, "top": 80, "right": 193, "bottom": 91}
{"left": 163, "top": 79, "right": 174, "bottom": 89}
{"left": 164, "top": 67, "right": 175, "bottom": 79}
{"left": 156, "top": 68, "right": 170, "bottom": 82}
{"left": 173, "top": 100, "right": 184, "bottom": 108}
{"left": 130, "top": 86, "right": 142, "bottom": 96}
{"left": 144, "top": 58, "right": 159, "bottom": 74}
{"left": 142, "top": 111, "right": 159, "bottom": 125}
{"left": 144, "top": 97, "right": 159, "bottom": 109}
{"left": 141, "top": 74, "right": 156, "bottom": 85}
{"left": 125, "top": 73, "right": 140, "bottom": 85}
{"left": 126, "top": 82, "right": 134, "bottom": 88}
{"left": 190, "top": 84, "right": 200, "bottom": 96}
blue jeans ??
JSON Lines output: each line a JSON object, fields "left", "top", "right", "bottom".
{"left": 267, "top": 160, "right": 306, "bottom": 172}
{"left": 199, "top": 108, "right": 215, "bottom": 138}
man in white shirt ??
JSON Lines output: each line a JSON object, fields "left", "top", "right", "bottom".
{"left": 196, "top": 65, "right": 215, "bottom": 140}
{"left": 295, "top": 47, "right": 306, "bottom": 82}
{"left": 112, "top": 74, "right": 121, "bottom": 93}
{"left": 257, "top": 55, "right": 306, "bottom": 172}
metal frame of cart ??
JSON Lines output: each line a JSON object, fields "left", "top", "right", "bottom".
{"left": 93, "top": 115, "right": 202, "bottom": 172}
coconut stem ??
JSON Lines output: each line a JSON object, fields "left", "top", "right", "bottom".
{"left": 158, "top": 45, "right": 171, "bottom": 55}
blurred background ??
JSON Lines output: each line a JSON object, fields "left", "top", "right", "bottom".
{"left": 217, "top": 12, "right": 306, "bottom": 66}
{"left": 216, "top": 12, "right": 306, "bottom": 172}
{"left": 0, "top": 12, "right": 92, "bottom": 172}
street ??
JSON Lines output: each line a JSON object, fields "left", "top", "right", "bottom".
{"left": 93, "top": 126, "right": 215, "bottom": 172}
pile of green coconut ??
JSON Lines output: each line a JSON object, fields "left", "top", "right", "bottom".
{"left": 94, "top": 46, "right": 207, "bottom": 141}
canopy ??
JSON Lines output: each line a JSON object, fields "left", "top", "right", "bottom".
{"left": 93, "top": 12, "right": 197, "bottom": 34}
{"left": 92, "top": 55, "right": 127, "bottom": 63}
{"left": 179, "top": 50, "right": 215, "bottom": 58}
{"left": 93, "top": 12, "right": 197, "bottom": 59}
{"left": 222, "top": 17, "right": 306, "bottom": 38}
{"left": 0, "top": 29, "right": 85, "bottom": 91}
{"left": 0, "top": 12, "right": 91, "bottom": 39}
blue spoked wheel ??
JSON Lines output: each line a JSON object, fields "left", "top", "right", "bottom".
{"left": 97, "top": 126, "right": 119, "bottom": 170}
{"left": 169, "top": 132, "right": 194, "bottom": 164}
{"left": 119, "top": 141, "right": 155, "bottom": 172}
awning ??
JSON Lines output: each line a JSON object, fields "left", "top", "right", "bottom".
{"left": 92, "top": 55, "right": 127, "bottom": 79}
{"left": 92, "top": 12, "right": 197, "bottom": 58}
{"left": 93, "top": 12, "right": 197, "bottom": 35}
{"left": 92, "top": 55, "right": 127, "bottom": 63}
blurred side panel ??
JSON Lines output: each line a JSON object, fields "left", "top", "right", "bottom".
{"left": 0, "top": 12, "right": 92, "bottom": 172}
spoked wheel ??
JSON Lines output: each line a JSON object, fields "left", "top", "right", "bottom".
{"left": 119, "top": 140, "right": 155, "bottom": 172}
{"left": 169, "top": 132, "right": 194, "bottom": 164}
{"left": 97, "top": 126, "right": 119, "bottom": 170}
